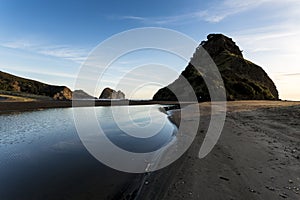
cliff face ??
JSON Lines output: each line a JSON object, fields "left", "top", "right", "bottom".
{"left": 153, "top": 34, "right": 279, "bottom": 101}
{"left": 99, "top": 88, "right": 125, "bottom": 99}
{"left": 0, "top": 71, "right": 73, "bottom": 100}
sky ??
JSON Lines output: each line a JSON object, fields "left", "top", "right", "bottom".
{"left": 0, "top": 0, "right": 299, "bottom": 100}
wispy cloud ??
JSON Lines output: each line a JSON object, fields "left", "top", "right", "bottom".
{"left": 0, "top": 40, "right": 90, "bottom": 64}
{"left": 115, "top": 0, "right": 276, "bottom": 24}
{"left": 278, "top": 73, "right": 300, "bottom": 77}
{"left": 38, "top": 45, "right": 89, "bottom": 63}
{"left": 231, "top": 23, "right": 300, "bottom": 57}
{"left": 121, "top": 16, "right": 147, "bottom": 21}
{"left": 118, "top": 14, "right": 198, "bottom": 25}
{"left": 1, "top": 65, "right": 77, "bottom": 79}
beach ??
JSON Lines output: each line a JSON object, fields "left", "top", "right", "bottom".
{"left": 143, "top": 101, "right": 300, "bottom": 200}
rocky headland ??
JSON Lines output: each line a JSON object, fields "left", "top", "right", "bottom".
{"left": 0, "top": 71, "right": 72, "bottom": 100}
{"left": 153, "top": 34, "right": 279, "bottom": 101}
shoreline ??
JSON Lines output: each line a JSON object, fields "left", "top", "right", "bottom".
{"left": 0, "top": 100, "right": 183, "bottom": 114}
{"left": 1, "top": 99, "right": 299, "bottom": 115}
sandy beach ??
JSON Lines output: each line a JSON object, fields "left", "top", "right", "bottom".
{"left": 141, "top": 101, "right": 300, "bottom": 200}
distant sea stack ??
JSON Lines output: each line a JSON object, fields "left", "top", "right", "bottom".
{"left": 72, "top": 90, "right": 95, "bottom": 99}
{"left": 0, "top": 71, "right": 72, "bottom": 100}
{"left": 99, "top": 87, "right": 125, "bottom": 99}
{"left": 153, "top": 34, "right": 279, "bottom": 101}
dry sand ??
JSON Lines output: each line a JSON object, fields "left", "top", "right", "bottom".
{"left": 0, "top": 94, "right": 36, "bottom": 102}
{"left": 152, "top": 101, "right": 300, "bottom": 200}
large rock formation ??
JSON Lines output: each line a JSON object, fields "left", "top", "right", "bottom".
{"left": 99, "top": 87, "right": 125, "bottom": 99}
{"left": 153, "top": 34, "right": 279, "bottom": 101}
{"left": 0, "top": 71, "right": 73, "bottom": 100}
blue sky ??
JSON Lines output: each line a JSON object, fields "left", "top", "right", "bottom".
{"left": 0, "top": 0, "right": 299, "bottom": 100}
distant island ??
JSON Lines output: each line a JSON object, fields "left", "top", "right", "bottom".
{"left": 73, "top": 90, "right": 96, "bottom": 100}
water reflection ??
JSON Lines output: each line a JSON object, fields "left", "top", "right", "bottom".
{"left": 97, "top": 105, "right": 175, "bottom": 153}
{"left": 0, "top": 105, "right": 176, "bottom": 199}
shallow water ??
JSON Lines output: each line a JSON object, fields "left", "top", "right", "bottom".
{"left": 0, "top": 105, "right": 176, "bottom": 199}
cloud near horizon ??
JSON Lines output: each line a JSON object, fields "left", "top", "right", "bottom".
{"left": 0, "top": 40, "right": 89, "bottom": 64}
